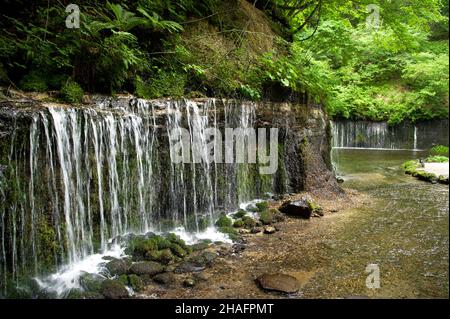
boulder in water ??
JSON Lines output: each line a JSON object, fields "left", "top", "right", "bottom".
{"left": 105, "top": 258, "right": 131, "bottom": 276}
{"left": 79, "top": 272, "right": 105, "bottom": 292}
{"left": 129, "top": 261, "right": 164, "bottom": 276}
{"left": 278, "top": 198, "right": 312, "bottom": 219}
{"left": 256, "top": 273, "right": 300, "bottom": 294}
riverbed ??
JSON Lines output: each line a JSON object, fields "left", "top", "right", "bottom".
{"left": 143, "top": 148, "right": 449, "bottom": 299}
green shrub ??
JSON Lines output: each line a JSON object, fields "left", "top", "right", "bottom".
{"left": 60, "top": 80, "right": 84, "bottom": 103}
{"left": 402, "top": 160, "right": 420, "bottom": 174}
{"left": 20, "top": 71, "right": 48, "bottom": 92}
{"left": 135, "top": 71, "right": 186, "bottom": 99}
{"left": 426, "top": 155, "right": 449, "bottom": 163}
{"left": 430, "top": 145, "right": 449, "bottom": 156}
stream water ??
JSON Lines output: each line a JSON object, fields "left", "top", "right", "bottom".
{"left": 312, "top": 148, "right": 449, "bottom": 298}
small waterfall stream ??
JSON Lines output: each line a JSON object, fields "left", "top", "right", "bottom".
{"left": 331, "top": 120, "right": 449, "bottom": 150}
{"left": 0, "top": 98, "right": 277, "bottom": 295}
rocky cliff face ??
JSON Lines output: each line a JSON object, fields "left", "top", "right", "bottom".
{"left": 0, "top": 95, "right": 339, "bottom": 293}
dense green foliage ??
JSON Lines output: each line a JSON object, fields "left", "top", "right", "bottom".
{"left": 430, "top": 145, "right": 450, "bottom": 156}
{"left": 0, "top": 0, "right": 448, "bottom": 123}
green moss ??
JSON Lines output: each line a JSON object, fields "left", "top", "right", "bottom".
{"left": 255, "top": 201, "right": 269, "bottom": 212}
{"left": 135, "top": 72, "right": 186, "bottom": 99}
{"left": 128, "top": 274, "right": 144, "bottom": 292}
{"left": 215, "top": 215, "right": 232, "bottom": 228}
{"left": 426, "top": 155, "right": 449, "bottom": 163}
{"left": 126, "top": 237, "right": 158, "bottom": 259}
{"left": 60, "top": 80, "right": 84, "bottom": 103}
{"left": 117, "top": 274, "right": 129, "bottom": 286}
{"left": 430, "top": 145, "right": 449, "bottom": 156}
{"left": 170, "top": 243, "right": 187, "bottom": 258}
{"left": 233, "top": 219, "right": 245, "bottom": 228}
{"left": 186, "top": 215, "right": 209, "bottom": 232}
{"left": 414, "top": 170, "right": 438, "bottom": 183}
{"left": 152, "top": 235, "right": 172, "bottom": 250}
{"left": 259, "top": 210, "right": 274, "bottom": 225}
{"left": 233, "top": 209, "right": 247, "bottom": 219}
{"left": 307, "top": 199, "right": 323, "bottom": 213}
{"left": 402, "top": 160, "right": 420, "bottom": 175}
{"left": 218, "top": 226, "right": 240, "bottom": 241}
{"left": 36, "top": 217, "right": 59, "bottom": 272}
{"left": 242, "top": 216, "right": 257, "bottom": 229}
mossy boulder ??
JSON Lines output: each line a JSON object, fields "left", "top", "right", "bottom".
{"left": 233, "top": 209, "right": 247, "bottom": 219}
{"left": 126, "top": 237, "right": 158, "bottom": 260}
{"left": 218, "top": 226, "right": 240, "bottom": 241}
{"left": 65, "top": 288, "right": 86, "bottom": 299}
{"left": 246, "top": 204, "right": 260, "bottom": 212}
{"left": 159, "top": 249, "right": 175, "bottom": 264}
{"left": 259, "top": 210, "right": 274, "bottom": 225}
{"left": 117, "top": 274, "right": 129, "bottom": 286}
{"left": 191, "top": 241, "right": 210, "bottom": 251}
{"left": 105, "top": 258, "right": 131, "bottom": 276}
{"left": 153, "top": 272, "right": 176, "bottom": 285}
{"left": 166, "top": 233, "right": 190, "bottom": 252}
{"left": 255, "top": 201, "right": 269, "bottom": 212}
{"left": 215, "top": 215, "right": 233, "bottom": 227}
{"left": 233, "top": 219, "right": 245, "bottom": 228}
{"left": 79, "top": 272, "right": 105, "bottom": 292}
{"left": 100, "top": 279, "right": 129, "bottom": 299}
{"left": 170, "top": 243, "right": 187, "bottom": 258}
{"left": 128, "top": 274, "right": 144, "bottom": 292}
{"left": 129, "top": 261, "right": 164, "bottom": 276}
{"left": 152, "top": 235, "right": 173, "bottom": 250}
{"left": 242, "top": 216, "right": 257, "bottom": 229}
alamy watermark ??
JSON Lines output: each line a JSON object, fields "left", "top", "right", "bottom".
{"left": 365, "top": 264, "right": 381, "bottom": 289}
{"left": 366, "top": 4, "right": 382, "bottom": 30}
{"left": 65, "top": 4, "right": 80, "bottom": 29}
{"left": 168, "top": 127, "right": 279, "bottom": 175}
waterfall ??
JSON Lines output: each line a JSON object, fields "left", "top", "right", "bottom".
{"left": 413, "top": 125, "right": 418, "bottom": 151}
{"left": 0, "top": 98, "right": 276, "bottom": 295}
{"left": 331, "top": 120, "right": 449, "bottom": 150}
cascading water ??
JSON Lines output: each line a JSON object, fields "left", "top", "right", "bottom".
{"left": 331, "top": 120, "right": 449, "bottom": 150}
{"left": 0, "top": 98, "right": 276, "bottom": 296}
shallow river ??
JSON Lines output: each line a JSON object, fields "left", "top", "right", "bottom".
{"left": 303, "top": 149, "right": 449, "bottom": 298}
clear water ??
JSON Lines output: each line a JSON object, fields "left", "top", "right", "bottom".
{"left": 308, "top": 148, "right": 449, "bottom": 298}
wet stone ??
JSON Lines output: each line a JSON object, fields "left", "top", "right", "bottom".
{"left": 153, "top": 272, "right": 176, "bottom": 285}
{"left": 100, "top": 279, "right": 129, "bottom": 299}
{"left": 128, "top": 261, "right": 164, "bottom": 276}
{"left": 256, "top": 273, "right": 300, "bottom": 294}
{"left": 174, "top": 262, "right": 206, "bottom": 274}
